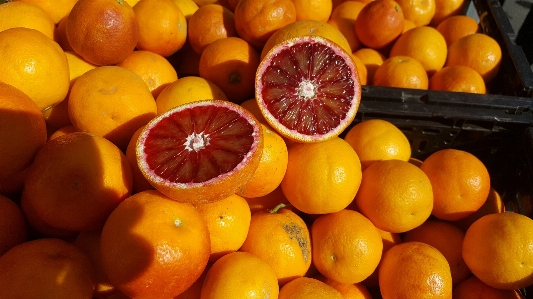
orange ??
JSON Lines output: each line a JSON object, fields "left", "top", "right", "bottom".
{"left": 239, "top": 204, "right": 312, "bottom": 285}
{"left": 200, "top": 251, "right": 280, "bottom": 299}
{"left": 0, "top": 28, "right": 70, "bottom": 111}
{"left": 351, "top": 54, "right": 369, "bottom": 85}
{"left": 48, "top": 125, "right": 78, "bottom": 140}
{"left": 188, "top": 4, "right": 238, "bottom": 55}
{"left": 436, "top": 15, "right": 480, "bottom": 47}
{"left": 389, "top": 25, "right": 447, "bottom": 76}
{"left": 453, "top": 275, "right": 524, "bottom": 299}
{"left": 54, "top": 15, "right": 73, "bottom": 51}
{"left": 279, "top": 277, "right": 344, "bottom": 299}
{"left": 429, "top": 65, "right": 486, "bottom": 94}
{"left": 125, "top": 0, "right": 140, "bottom": 5}
{"left": 199, "top": 37, "right": 260, "bottom": 103}
{"left": 173, "top": 0, "right": 200, "bottom": 21}
{"left": 134, "top": 0, "right": 188, "bottom": 57}
{"left": 312, "top": 209, "right": 383, "bottom": 284}
{"left": 237, "top": 124, "right": 288, "bottom": 198}
{"left": 395, "top": 0, "right": 435, "bottom": 27}
{"left": 373, "top": 55, "right": 429, "bottom": 89}
{"left": 0, "top": 238, "right": 95, "bottom": 299}
{"left": 0, "top": 168, "right": 27, "bottom": 200}
{"left": 344, "top": 119, "right": 411, "bottom": 170}
{"left": 21, "top": 132, "right": 133, "bottom": 232}
{"left": 420, "top": 148, "right": 491, "bottom": 221}
{"left": 155, "top": 75, "right": 229, "bottom": 115}
{"left": 361, "top": 228, "right": 402, "bottom": 287}
{"left": 261, "top": 20, "right": 352, "bottom": 60}
{"left": 193, "top": 0, "right": 219, "bottom": 5}
{"left": 66, "top": 0, "right": 139, "bottom": 66}
{"left": 292, "top": 0, "right": 333, "bottom": 22}
{"left": 20, "top": 195, "right": 78, "bottom": 239}
{"left": 0, "top": 195, "right": 27, "bottom": 256}
{"left": 355, "top": 159, "right": 433, "bottom": 233}
{"left": 452, "top": 186, "right": 505, "bottom": 231}
{"left": 170, "top": 39, "right": 203, "bottom": 77}
{"left": 379, "top": 241, "right": 453, "bottom": 298}
{"left": 0, "top": 1, "right": 55, "bottom": 39}
{"left": 117, "top": 50, "right": 179, "bottom": 98}
{"left": 242, "top": 185, "right": 290, "bottom": 214}
{"left": 353, "top": 47, "right": 386, "bottom": 85}
{"left": 125, "top": 126, "right": 155, "bottom": 193}
{"left": 430, "top": 0, "right": 466, "bottom": 26}
{"left": 354, "top": 0, "right": 405, "bottom": 50}
{"left": 315, "top": 274, "right": 373, "bottom": 299}
{"left": 176, "top": 263, "right": 211, "bottom": 299}
{"left": 74, "top": 230, "right": 121, "bottom": 299}
{"left": 233, "top": 0, "right": 296, "bottom": 49}
{"left": 0, "top": 82, "right": 47, "bottom": 182}
{"left": 403, "top": 219, "right": 471, "bottom": 285}
{"left": 68, "top": 66, "right": 158, "bottom": 150}
{"left": 194, "top": 194, "right": 252, "bottom": 262}
{"left": 43, "top": 51, "right": 97, "bottom": 131}
{"left": 100, "top": 190, "right": 211, "bottom": 298}
{"left": 327, "top": 1, "right": 365, "bottom": 53}
{"left": 446, "top": 33, "right": 502, "bottom": 83}
{"left": 240, "top": 98, "right": 269, "bottom": 125}
{"left": 12, "top": 0, "right": 78, "bottom": 24}
{"left": 403, "top": 18, "right": 416, "bottom": 32}
{"left": 462, "top": 212, "right": 533, "bottom": 290}
{"left": 281, "top": 137, "right": 362, "bottom": 214}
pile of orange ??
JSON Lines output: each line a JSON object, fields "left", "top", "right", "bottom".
{"left": 0, "top": 0, "right": 530, "bottom": 298}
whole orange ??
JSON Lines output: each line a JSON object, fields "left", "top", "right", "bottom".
{"left": 200, "top": 251, "right": 280, "bottom": 299}
{"left": 436, "top": 15, "right": 480, "bottom": 47}
{"left": 278, "top": 277, "right": 344, "bottom": 299}
{"left": 281, "top": 137, "right": 362, "bottom": 214}
{"left": 199, "top": 37, "right": 260, "bottom": 103}
{"left": 233, "top": 0, "right": 296, "bottom": 49}
{"left": 0, "top": 82, "right": 47, "bottom": 182}
{"left": 13, "top": 0, "right": 77, "bottom": 24}
{"left": 239, "top": 204, "right": 312, "bottom": 285}
{"left": 100, "top": 190, "right": 211, "bottom": 298}
{"left": 420, "top": 148, "right": 490, "bottom": 221}
{"left": 0, "top": 195, "right": 27, "bottom": 256}
{"left": 462, "top": 212, "right": 533, "bottom": 290}
{"left": 66, "top": 0, "right": 139, "bottom": 65}
{"left": 0, "top": 238, "right": 95, "bottom": 299}
{"left": 429, "top": 65, "right": 486, "bottom": 94}
{"left": 312, "top": 209, "right": 383, "bottom": 284}
{"left": 68, "top": 66, "right": 157, "bottom": 151}
{"left": 187, "top": 4, "right": 238, "bottom": 55}
{"left": 0, "top": 27, "right": 70, "bottom": 111}
{"left": 395, "top": 0, "right": 435, "bottom": 26}
{"left": 133, "top": 0, "right": 188, "bottom": 57}
{"left": 355, "top": 159, "right": 433, "bottom": 233}
{"left": 372, "top": 55, "right": 429, "bottom": 89}
{"left": 0, "top": 1, "right": 55, "bottom": 39}
{"left": 21, "top": 132, "right": 133, "bottom": 232}
{"left": 354, "top": 0, "right": 405, "bottom": 50}
{"left": 379, "top": 241, "right": 453, "bottom": 298}
{"left": 292, "top": 0, "right": 333, "bottom": 22}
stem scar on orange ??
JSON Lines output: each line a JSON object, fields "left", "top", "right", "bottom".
{"left": 136, "top": 100, "right": 264, "bottom": 204}
{"left": 255, "top": 35, "right": 361, "bottom": 143}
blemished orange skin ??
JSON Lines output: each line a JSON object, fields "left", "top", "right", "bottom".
{"left": 0, "top": 238, "right": 96, "bottom": 299}
{"left": 100, "top": 190, "right": 211, "bottom": 298}
{"left": 278, "top": 277, "right": 344, "bottom": 299}
{"left": 66, "top": 0, "right": 139, "bottom": 66}
{"left": 354, "top": 0, "right": 405, "bottom": 50}
{"left": 240, "top": 205, "right": 312, "bottom": 285}
{"left": 379, "top": 241, "right": 453, "bottom": 299}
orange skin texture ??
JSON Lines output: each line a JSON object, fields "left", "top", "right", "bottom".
{"left": 66, "top": 0, "right": 139, "bottom": 66}
{"left": 278, "top": 277, "right": 344, "bottom": 299}
{"left": 0, "top": 1, "right": 55, "bottom": 39}
{"left": 355, "top": 0, "right": 405, "bottom": 50}
{"left": 373, "top": 55, "right": 429, "bottom": 90}
{"left": 188, "top": 4, "right": 238, "bottom": 55}
{"left": 436, "top": 15, "right": 480, "bottom": 47}
{"left": 429, "top": 66, "right": 486, "bottom": 94}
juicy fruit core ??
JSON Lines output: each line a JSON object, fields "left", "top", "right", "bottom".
{"left": 259, "top": 41, "right": 357, "bottom": 137}
{"left": 141, "top": 104, "right": 257, "bottom": 184}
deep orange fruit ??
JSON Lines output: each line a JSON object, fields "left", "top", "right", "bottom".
{"left": 0, "top": 194, "right": 27, "bottom": 256}
{"left": 354, "top": 0, "right": 405, "bottom": 50}
{"left": 278, "top": 277, "right": 344, "bottom": 299}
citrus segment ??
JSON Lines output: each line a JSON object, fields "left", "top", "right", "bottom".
{"left": 256, "top": 35, "right": 361, "bottom": 143}
{"left": 136, "top": 100, "right": 263, "bottom": 204}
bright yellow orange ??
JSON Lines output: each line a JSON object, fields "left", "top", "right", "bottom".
{"left": 312, "top": 209, "right": 383, "bottom": 284}
{"left": 403, "top": 19, "right": 416, "bottom": 32}
{"left": 117, "top": 50, "right": 179, "bottom": 98}
{"left": 0, "top": 82, "right": 47, "bottom": 182}
{"left": 0, "top": 27, "right": 70, "bottom": 111}
{"left": 13, "top": 0, "right": 78, "bottom": 24}
{"left": 420, "top": 148, "right": 490, "bottom": 221}
{"left": 373, "top": 55, "right": 429, "bottom": 89}
{"left": 188, "top": 4, "right": 238, "bottom": 55}
{"left": 281, "top": 137, "right": 362, "bottom": 214}
{"left": 327, "top": 1, "right": 365, "bottom": 52}
{"left": 173, "top": 0, "right": 200, "bottom": 21}
{"left": 436, "top": 15, "right": 480, "bottom": 47}
{"left": 279, "top": 277, "right": 344, "bottom": 299}
{"left": 292, "top": 0, "right": 332, "bottom": 22}
{"left": 353, "top": 48, "right": 386, "bottom": 85}
{"left": 389, "top": 25, "right": 447, "bottom": 76}
{"left": 0, "top": 195, "right": 27, "bottom": 256}
{"left": 395, "top": 0, "right": 435, "bottom": 26}
{"left": 462, "top": 212, "right": 533, "bottom": 290}
{"left": 344, "top": 119, "right": 411, "bottom": 170}
{"left": 429, "top": 65, "right": 486, "bottom": 94}
{"left": 354, "top": 0, "right": 405, "bottom": 50}
{"left": 430, "top": 0, "right": 466, "bottom": 26}
{"left": 0, "top": 1, "right": 55, "bottom": 39}
{"left": 355, "top": 159, "right": 433, "bottom": 233}
{"left": 155, "top": 75, "right": 229, "bottom": 115}
{"left": 68, "top": 66, "right": 157, "bottom": 151}
{"left": 379, "top": 241, "right": 453, "bottom": 298}
{"left": 194, "top": 194, "right": 251, "bottom": 262}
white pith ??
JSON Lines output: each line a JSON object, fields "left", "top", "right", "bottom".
{"left": 185, "top": 132, "right": 210, "bottom": 152}
{"left": 298, "top": 80, "right": 316, "bottom": 99}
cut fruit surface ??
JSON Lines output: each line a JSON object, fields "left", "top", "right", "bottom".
{"left": 136, "top": 100, "right": 263, "bottom": 204}
{"left": 255, "top": 35, "right": 361, "bottom": 143}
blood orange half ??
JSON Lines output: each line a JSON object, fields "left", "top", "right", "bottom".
{"left": 255, "top": 35, "right": 361, "bottom": 143}
{"left": 136, "top": 100, "right": 263, "bottom": 204}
